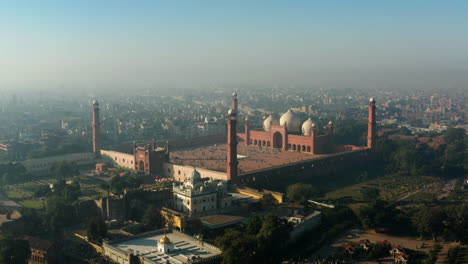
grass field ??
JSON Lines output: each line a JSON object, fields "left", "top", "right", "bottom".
{"left": 0, "top": 179, "right": 57, "bottom": 200}
{"left": 3, "top": 189, "right": 31, "bottom": 199}
{"left": 20, "top": 199, "right": 44, "bottom": 209}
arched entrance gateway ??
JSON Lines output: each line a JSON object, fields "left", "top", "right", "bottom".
{"left": 138, "top": 160, "right": 145, "bottom": 171}
{"left": 273, "top": 132, "right": 283, "bottom": 149}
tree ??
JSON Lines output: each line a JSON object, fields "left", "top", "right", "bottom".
{"left": 64, "top": 181, "right": 81, "bottom": 202}
{"left": 215, "top": 230, "right": 257, "bottom": 264}
{"left": 260, "top": 193, "right": 277, "bottom": 207}
{"left": 358, "top": 200, "right": 410, "bottom": 233}
{"left": 109, "top": 175, "right": 141, "bottom": 194}
{"left": 0, "top": 163, "right": 29, "bottom": 184}
{"left": 412, "top": 206, "right": 446, "bottom": 240}
{"left": 217, "top": 215, "right": 292, "bottom": 264}
{"left": 255, "top": 215, "right": 292, "bottom": 262}
{"left": 52, "top": 179, "right": 81, "bottom": 202}
{"left": 286, "top": 183, "right": 318, "bottom": 204}
{"left": 369, "top": 243, "right": 389, "bottom": 261}
{"left": 44, "top": 195, "right": 78, "bottom": 232}
{"left": 360, "top": 187, "right": 380, "bottom": 201}
{"left": 33, "top": 184, "right": 51, "bottom": 198}
{"left": 87, "top": 216, "right": 107, "bottom": 243}
{"left": 245, "top": 215, "right": 263, "bottom": 235}
{"left": 0, "top": 236, "right": 30, "bottom": 264}
{"left": 443, "top": 128, "right": 464, "bottom": 145}
{"left": 50, "top": 161, "right": 78, "bottom": 179}
{"left": 399, "top": 127, "right": 413, "bottom": 136}
{"left": 142, "top": 207, "right": 164, "bottom": 229}
{"left": 333, "top": 118, "right": 368, "bottom": 146}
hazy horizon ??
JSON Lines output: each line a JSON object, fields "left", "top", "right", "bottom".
{"left": 1, "top": 1, "right": 468, "bottom": 92}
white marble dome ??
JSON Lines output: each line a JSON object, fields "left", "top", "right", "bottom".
{"left": 302, "top": 117, "right": 314, "bottom": 136}
{"left": 190, "top": 168, "right": 201, "bottom": 182}
{"left": 263, "top": 115, "right": 279, "bottom": 132}
{"left": 279, "top": 109, "right": 301, "bottom": 133}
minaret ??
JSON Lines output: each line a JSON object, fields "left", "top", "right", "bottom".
{"left": 245, "top": 115, "right": 250, "bottom": 146}
{"left": 327, "top": 121, "right": 335, "bottom": 153}
{"left": 367, "top": 97, "right": 376, "bottom": 150}
{"left": 227, "top": 93, "right": 238, "bottom": 181}
{"left": 327, "top": 121, "right": 334, "bottom": 135}
{"left": 92, "top": 100, "right": 101, "bottom": 156}
{"left": 310, "top": 123, "right": 317, "bottom": 154}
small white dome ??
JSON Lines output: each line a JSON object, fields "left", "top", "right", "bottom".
{"left": 302, "top": 118, "right": 314, "bottom": 136}
{"left": 279, "top": 109, "right": 301, "bottom": 133}
{"left": 328, "top": 121, "right": 334, "bottom": 126}
{"left": 92, "top": 100, "right": 99, "bottom": 105}
{"left": 263, "top": 115, "right": 279, "bottom": 132}
{"left": 370, "top": 97, "right": 376, "bottom": 103}
{"left": 190, "top": 168, "right": 201, "bottom": 182}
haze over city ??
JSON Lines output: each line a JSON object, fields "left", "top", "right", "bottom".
{"left": 1, "top": 1, "right": 468, "bottom": 92}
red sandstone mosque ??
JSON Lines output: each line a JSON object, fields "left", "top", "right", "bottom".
{"left": 95, "top": 93, "right": 377, "bottom": 187}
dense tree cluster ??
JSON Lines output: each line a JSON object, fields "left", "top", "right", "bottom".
{"left": 0, "top": 236, "right": 30, "bottom": 264}
{"left": 102, "top": 174, "right": 142, "bottom": 194}
{"left": 215, "top": 215, "right": 292, "bottom": 264}
{"left": 358, "top": 200, "right": 412, "bottom": 234}
{"left": 374, "top": 127, "right": 466, "bottom": 177}
{"left": 357, "top": 200, "right": 468, "bottom": 243}
{"left": 412, "top": 204, "right": 468, "bottom": 243}
{"left": 0, "top": 163, "right": 30, "bottom": 184}
{"left": 286, "top": 183, "right": 319, "bottom": 204}
{"left": 142, "top": 206, "right": 165, "bottom": 229}
{"left": 50, "top": 160, "right": 79, "bottom": 179}
{"left": 17, "top": 180, "right": 82, "bottom": 235}
{"left": 87, "top": 216, "right": 108, "bottom": 243}
{"left": 333, "top": 118, "right": 367, "bottom": 146}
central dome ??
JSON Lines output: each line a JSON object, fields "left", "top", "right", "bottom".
{"left": 263, "top": 115, "right": 279, "bottom": 132}
{"left": 280, "top": 109, "right": 301, "bottom": 133}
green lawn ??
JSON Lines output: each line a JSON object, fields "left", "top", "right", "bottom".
{"left": 3, "top": 189, "right": 31, "bottom": 199}
{"left": 20, "top": 199, "right": 44, "bottom": 209}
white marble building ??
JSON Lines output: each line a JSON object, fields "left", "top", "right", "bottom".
{"left": 172, "top": 168, "right": 232, "bottom": 215}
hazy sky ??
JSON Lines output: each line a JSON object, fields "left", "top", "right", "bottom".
{"left": 1, "top": 1, "right": 467, "bottom": 91}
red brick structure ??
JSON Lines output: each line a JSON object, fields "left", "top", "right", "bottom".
{"left": 226, "top": 93, "right": 238, "bottom": 181}
{"left": 133, "top": 141, "right": 169, "bottom": 174}
{"left": 92, "top": 100, "right": 101, "bottom": 156}
{"left": 95, "top": 163, "right": 108, "bottom": 173}
{"left": 367, "top": 97, "right": 376, "bottom": 150}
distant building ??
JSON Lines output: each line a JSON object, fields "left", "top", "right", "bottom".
{"left": 22, "top": 152, "right": 95, "bottom": 175}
